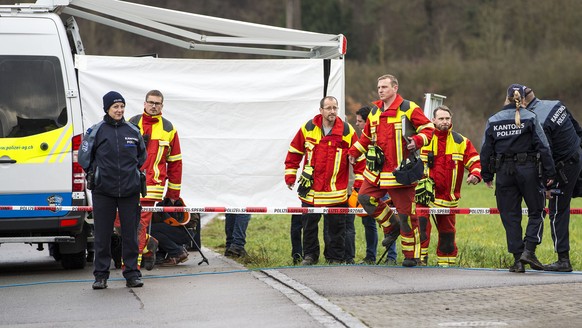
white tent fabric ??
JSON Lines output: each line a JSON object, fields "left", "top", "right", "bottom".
{"left": 76, "top": 55, "right": 345, "bottom": 208}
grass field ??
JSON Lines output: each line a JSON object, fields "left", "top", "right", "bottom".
{"left": 202, "top": 181, "right": 582, "bottom": 270}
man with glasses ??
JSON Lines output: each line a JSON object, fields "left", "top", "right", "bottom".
{"left": 285, "top": 96, "right": 364, "bottom": 265}
{"left": 122, "top": 89, "right": 183, "bottom": 270}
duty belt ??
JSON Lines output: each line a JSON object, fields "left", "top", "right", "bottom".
{"left": 502, "top": 153, "right": 538, "bottom": 163}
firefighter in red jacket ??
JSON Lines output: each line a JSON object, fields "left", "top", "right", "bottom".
{"left": 418, "top": 105, "right": 481, "bottom": 266}
{"left": 285, "top": 96, "right": 364, "bottom": 265}
{"left": 348, "top": 74, "right": 434, "bottom": 267}
{"left": 127, "top": 89, "right": 182, "bottom": 270}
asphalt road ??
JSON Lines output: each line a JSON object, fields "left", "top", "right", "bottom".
{"left": 2, "top": 243, "right": 582, "bottom": 328}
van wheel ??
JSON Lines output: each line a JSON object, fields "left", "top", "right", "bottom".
{"left": 49, "top": 243, "right": 62, "bottom": 261}
{"left": 61, "top": 251, "right": 87, "bottom": 270}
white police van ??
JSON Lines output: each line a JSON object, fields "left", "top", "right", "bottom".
{"left": 0, "top": 2, "right": 90, "bottom": 269}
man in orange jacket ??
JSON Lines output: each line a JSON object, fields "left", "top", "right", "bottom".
{"left": 418, "top": 105, "right": 481, "bottom": 266}
{"left": 285, "top": 96, "right": 364, "bottom": 265}
{"left": 127, "top": 89, "right": 183, "bottom": 270}
{"left": 348, "top": 74, "right": 434, "bottom": 267}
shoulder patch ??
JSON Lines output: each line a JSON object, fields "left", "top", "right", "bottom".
{"left": 342, "top": 121, "right": 350, "bottom": 136}
{"left": 129, "top": 115, "right": 141, "bottom": 126}
{"left": 451, "top": 131, "right": 464, "bottom": 144}
{"left": 400, "top": 100, "right": 410, "bottom": 111}
{"left": 161, "top": 117, "right": 174, "bottom": 132}
{"left": 370, "top": 104, "right": 380, "bottom": 115}
{"left": 305, "top": 119, "right": 315, "bottom": 131}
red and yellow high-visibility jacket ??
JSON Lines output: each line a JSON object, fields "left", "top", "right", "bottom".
{"left": 348, "top": 95, "right": 434, "bottom": 188}
{"left": 285, "top": 114, "right": 364, "bottom": 206}
{"left": 130, "top": 113, "right": 182, "bottom": 201}
{"left": 419, "top": 126, "right": 481, "bottom": 207}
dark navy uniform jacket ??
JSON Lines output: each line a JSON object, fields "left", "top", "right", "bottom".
{"left": 79, "top": 114, "right": 147, "bottom": 198}
{"left": 527, "top": 98, "right": 582, "bottom": 163}
{"left": 480, "top": 104, "right": 556, "bottom": 183}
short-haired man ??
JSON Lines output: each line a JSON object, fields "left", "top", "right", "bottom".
{"left": 348, "top": 74, "right": 434, "bottom": 267}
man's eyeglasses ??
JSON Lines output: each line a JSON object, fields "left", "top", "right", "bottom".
{"left": 146, "top": 101, "right": 163, "bottom": 107}
{"left": 322, "top": 106, "right": 339, "bottom": 111}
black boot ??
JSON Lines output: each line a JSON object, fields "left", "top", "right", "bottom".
{"left": 402, "top": 258, "right": 419, "bottom": 267}
{"left": 509, "top": 253, "right": 525, "bottom": 273}
{"left": 519, "top": 248, "right": 544, "bottom": 271}
{"left": 544, "top": 252, "right": 573, "bottom": 272}
{"left": 92, "top": 278, "right": 108, "bottom": 290}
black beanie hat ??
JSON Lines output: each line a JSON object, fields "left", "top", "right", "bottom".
{"left": 102, "top": 91, "right": 126, "bottom": 112}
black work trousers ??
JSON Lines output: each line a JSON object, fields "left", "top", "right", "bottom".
{"left": 301, "top": 202, "right": 346, "bottom": 262}
{"left": 548, "top": 149, "right": 582, "bottom": 253}
{"left": 92, "top": 192, "right": 141, "bottom": 280}
{"left": 495, "top": 161, "right": 545, "bottom": 254}
{"left": 290, "top": 214, "right": 303, "bottom": 260}
{"left": 151, "top": 222, "right": 190, "bottom": 257}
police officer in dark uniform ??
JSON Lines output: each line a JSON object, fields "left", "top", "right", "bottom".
{"left": 522, "top": 85, "right": 582, "bottom": 272}
{"left": 79, "top": 91, "right": 147, "bottom": 289}
{"left": 480, "top": 84, "right": 556, "bottom": 273}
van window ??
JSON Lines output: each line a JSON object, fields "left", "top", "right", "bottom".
{"left": 0, "top": 55, "right": 67, "bottom": 138}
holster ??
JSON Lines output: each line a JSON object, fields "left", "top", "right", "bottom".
{"left": 86, "top": 170, "right": 95, "bottom": 190}
{"left": 140, "top": 170, "right": 147, "bottom": 197}
{"left": 556, "top": 161, "right": 568, "bottom": 184}
{"left": 489, "top": 155, "right": 501, "bottom": 174}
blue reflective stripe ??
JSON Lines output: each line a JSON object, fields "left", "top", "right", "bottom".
{"left": 0, "top": 193, "right": 72, "bottom": 218}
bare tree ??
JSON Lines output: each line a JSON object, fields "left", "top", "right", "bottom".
{"left": 286, "top": 0, "right": 302, "bottom": 29}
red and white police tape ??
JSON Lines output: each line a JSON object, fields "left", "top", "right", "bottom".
{"left": 1, "top": 206, "right": 582, "bottom": 215}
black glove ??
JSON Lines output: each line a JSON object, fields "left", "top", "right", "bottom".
{"left": 297, "top": 166, "right": 314, "bottom": 197}
{"left": 376, "top": 146, "right": 385, "bottom": 168}
{"left": 366, "top": 145, "right": 385, "bottom": 172}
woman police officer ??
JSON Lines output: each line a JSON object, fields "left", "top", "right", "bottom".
{"left": 480, "top": 84, "right": 556, "bottom": 273}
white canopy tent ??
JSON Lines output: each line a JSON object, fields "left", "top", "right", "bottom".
{"left": 63, "top": 1, "right": 347, "bottom": 208}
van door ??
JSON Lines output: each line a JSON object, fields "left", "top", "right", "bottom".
{"left": 0, "top": 55, "right": 73, "bottom": 217}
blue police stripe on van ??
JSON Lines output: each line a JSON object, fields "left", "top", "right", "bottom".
{"left": 0, "top": 193, "right": 71, "bottom": 218}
